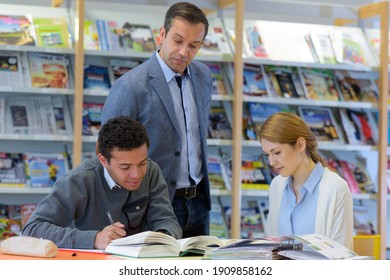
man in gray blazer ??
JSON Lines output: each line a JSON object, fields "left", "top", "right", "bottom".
{"left": 101, "top": 2, "right": 212, "bottom": 237}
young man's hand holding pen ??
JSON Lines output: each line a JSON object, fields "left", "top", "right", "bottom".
{"left": 93, "top": 212, "right": 126, "bottom": 250}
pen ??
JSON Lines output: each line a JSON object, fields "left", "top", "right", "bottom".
{"left": 107, "top": 211, "right": 114, "bottom": 225}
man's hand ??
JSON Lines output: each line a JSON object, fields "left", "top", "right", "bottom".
{"left": 94, "top": 222, "right": 126, "bottom": 249}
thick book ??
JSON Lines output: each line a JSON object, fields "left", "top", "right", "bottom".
{"left": 104, "top": 230, "right": 228, "bottom": 258}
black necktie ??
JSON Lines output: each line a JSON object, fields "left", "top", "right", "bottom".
{"left": 175, "top": 75, "right": 196, "bottom": 187}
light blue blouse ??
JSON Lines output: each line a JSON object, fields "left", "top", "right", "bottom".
{"left": 278, "top": 163, "right": 324, "bottom": 235}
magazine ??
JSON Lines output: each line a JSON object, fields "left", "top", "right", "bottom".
{"left": 208, "top": 103, "right": 232, "bottom": 140}
{"left": 33, "top": 17, "right": 71, "bottom": 48}
{"left": 203, "top": 62, "right": 227, "bottom": 96}
{"left": 28, "top": 52, "right": 71, "bottom": 89}
{"left": 109, "top": 58, "right": 142, "bottom": 81}
{"left": 263, "top": 65, "right": 305, "bottom": 98}
{"left": 82, "top": 102, "right": 104, "bottom": 136}
{"left": 299, "top": 68, "right": 340, "bottom": 101}
{"left": 0, "top": 50, "right": 23, "bottom": 87}
{"left": 198, "top": 26, "right": 231, "bottom": 56}
{"left": 24, "top": 152, "right": 69, "bottom": 188}
{"left": 243, "top": 63, "right": 267, "bottom": 96}
{"left": 298, "top": 106, "right": 344, "bottom": 143}
{"left": 0, "top": 152, "right": 26, "bottom": 187}
{"left": 207, "top": 154, "right": 230, "bottom": 190}
{"left": 0, "top": 14, "right": 36, "bottom": 46}
{"left": 104, "top": 20, "right": 155, "bottom": 52}
{"left": 83, "top": 19, "right": 100, "bottom": 50}
{"left": 83, "top": 64, "right": 111, "bottom": 89}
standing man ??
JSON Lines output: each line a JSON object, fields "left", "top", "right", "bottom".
{"left": 101, "top": 2, "right": 212, "bottom": 237}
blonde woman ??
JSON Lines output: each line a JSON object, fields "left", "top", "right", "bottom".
{"left": 257, "top": 112, "right": 353, "bottom": 249}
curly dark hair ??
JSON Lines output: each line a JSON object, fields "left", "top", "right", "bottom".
{"left": 164, "top": 2, "right": 209, "bottom": 40}
{"left": 97, "top": 116, "right": 150, "bottom": 163}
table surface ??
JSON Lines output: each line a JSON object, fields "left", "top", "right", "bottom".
{"left": 0, "top": 249, "right": 123, "bottom": 260}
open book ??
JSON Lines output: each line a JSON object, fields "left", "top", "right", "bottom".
{"left": 271, "top": 234, "right": 371, "bottom": 260}
{"left": 104, "top": 231, "right": 234, "bottom": 258}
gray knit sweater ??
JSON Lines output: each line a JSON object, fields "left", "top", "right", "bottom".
{"left": 22, "top": 157, "right": 182, "bottom": 249}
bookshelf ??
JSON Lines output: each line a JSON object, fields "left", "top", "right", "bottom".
{"left": 0, "top": 0, "right": 389, "bottom": 258}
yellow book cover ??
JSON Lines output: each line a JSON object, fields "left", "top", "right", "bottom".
{"left": 33, "top": 17, "right": 71, "bottom": 48}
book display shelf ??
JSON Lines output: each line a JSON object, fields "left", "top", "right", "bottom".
{"left": 0, "top": 0, "right": 389, "bottom": 259}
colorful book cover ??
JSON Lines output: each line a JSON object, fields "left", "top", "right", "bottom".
{"left": 0, "top": 152, "right": 26, "bottom": 187}
{"left": 263, "top": 65, "right": 305, "bottom": 98}
{"left": 82, "top": 102, "right": 104, "bottom": 136}
{"left": 24, "top": 152, "right": 69, "bottom": 188}
{"left": 241, "top": 153, "right": 270, "bottom": 191}
{"left": 334, "top": 70, "right": 378, "bottom": 102}
{"left": 28, "top": 52, "right": 71, "bottom": 88}
{"left": 105, "top": 20, "right": 155, "bottom": 52}
{"left": 247, "top": 102, "right": 290, "bottom": 132}
{"left": 33, "top": 17, "right": 71, "bottom": 48}
{"left": 243, "top": 63, "right": 267, "bottom": 96}
{"left": 308, "top": 32, "right": 337, "bottom": 64}
{"left": 84, "top": 19, "right": 100, "bottom": 50}
{"left": 0, "top": 14, "right": 36, "bottom": 46}
{"left": 199, "top": 26, "right": 231, "bottom": 56}
{"left": 83, "top": 64, "right": 111, "bottom": 89}
{"left": 208, "top": 103, "right": 232, "bottom": 140}
{"left": 203, "top": 62, "right": 226, "bottom": 95}
{"left": 207, "top": 155, "right": 230, "bottom": 190}
{"left": 110, "top": 58, "right": 142, "bottom": 81}
{"left": 246, "top": 25, "right": 268, "bottom": 58}
{"left": 299, "top": 68, "right": 340, "bottom": 101}
{"left": 209, "top": 203, "right": 229, "bottom": 238}
{"left": 298, "top": 106, "right": 344, "bottom": 143}
{"left": 0, "top": 50, "right": 23, "bottom": 87}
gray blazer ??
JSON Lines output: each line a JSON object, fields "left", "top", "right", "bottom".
{"left": 101, "top": 53, "right": 212, "bottom": 209}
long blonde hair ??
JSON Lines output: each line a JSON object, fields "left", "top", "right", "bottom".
{"left": 256, "top": 112, "right": 327, "bottom": 166}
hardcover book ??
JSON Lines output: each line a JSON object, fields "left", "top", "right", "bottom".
{"left": 0, "top": 14, "right": 36, "bottom": 46}
{"left": 24, "top": 152, "right": 69, "bottom": 188}
{"left": 33, "top": 17, "right": 71, "bottom": 48}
